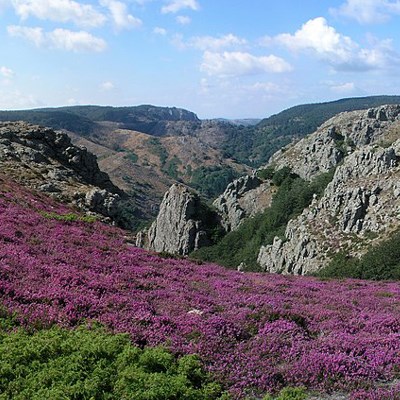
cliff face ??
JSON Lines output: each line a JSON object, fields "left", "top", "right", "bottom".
{"left": 258, "top": 105, "right": 400, "bottom": 274}
{"left": 0, "top": 121, "right": 122, "bottom": 219}
{"left": 213, "top": 175, "right": 273, "bottom": 231}
{"left": 138, "top": 184, "right": 219, "bottom": 255}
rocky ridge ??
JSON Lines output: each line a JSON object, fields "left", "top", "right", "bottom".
{"left": 213, "top": 174, "right": 273, "bottom": 231}
{"left": 257, "top": 105, "right": 400, "bottom": 274}
{"left": 0, "top": 121, "right": 123, "bottom": 220}
{"left": 137, "top": 183, "right": 218, "bottom": 255}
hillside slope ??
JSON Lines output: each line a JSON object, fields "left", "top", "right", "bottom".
{"left": 0, "top": 105, "right": 249, "bottom": 219}
{"left": 181, "top": 105, "right": 400, "bottom": 275}
{"left": 0, "top": 175, "right": 400, "bottom": 399}
{"left": 2, "top": 97, "right": 400, "bottom": 222}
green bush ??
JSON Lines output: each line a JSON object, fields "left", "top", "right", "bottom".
{"left": 0, "top": 322, "right": 229, "bottom": 400}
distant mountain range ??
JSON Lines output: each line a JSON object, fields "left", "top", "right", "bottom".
{"left": 1, "top": 95, "right": 400, "bottom": 222}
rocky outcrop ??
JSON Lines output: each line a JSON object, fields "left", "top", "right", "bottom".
{"left": 139, "top": 183, "right": 221, "bottom": 255}
{"left": 213, "top": 174, "right": 273, "bottom": 231}
{"left": 214, "top": 105, "right": 400, "bottom": 234}
{"left": 258, "top": 140, "right": 400, "bottom": 275}
{"left": 269, "top": 104, "right": 400, "bottom": 180}
{"left": 0, "top": 121, "right": 123, "bottom": 219}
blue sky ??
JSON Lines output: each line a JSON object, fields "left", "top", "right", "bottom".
{"left": 1, "top": 0, "right": 400, "bottom": 118}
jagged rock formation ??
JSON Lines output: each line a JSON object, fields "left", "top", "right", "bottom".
{"left": 138, "top": 183, "right": 220, "bottom": 255}
{"left": 0, "top": 121, "right": 122, "bottom": 219}
{"left": 258, "top": 105, "right": 400, "bottom": 274}
{"left": 270, "top": 104, "right": 400, "bottom": 180}
{"left": 213, "top": 174, "right": 273, "bottom": 231}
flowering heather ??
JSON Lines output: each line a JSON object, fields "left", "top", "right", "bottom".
{"left": 0, "top": 175, "right": 400, "bottom": 399}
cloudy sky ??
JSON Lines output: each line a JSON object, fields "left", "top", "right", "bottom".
{"left": 1, "top": 0, "right": 400, "bottom": 118}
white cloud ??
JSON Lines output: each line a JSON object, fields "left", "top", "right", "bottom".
{"left": 331, "top": 0, "right": 400, "bottom": 24}
{"left": 273, "top": 17, "right": 400, "bottom": 71}
{"left": 153, "top": 26, "right": 167, "bottom": 35}
{"left": 100, "top": 81, "right": 115, "bottom": 90}
{"left": 0, "top": 66, "right": 15, "bottom": 78}
{"left": 0, "top": 89, "right": 43, "bottom": 109}
{"left": 330, "top": 82, "right": 355, "bottom": 93}
{"left": 8, "top": 25, "right": 107, "bottom": 52}
{"left": 100, "top": 0, "right": 142, "bottom": 30}
{"left": 11, "top": 0, "right": 106, "bottom": 28}
{"left": 7, "top": 25, "right": 45, "bottom": 46}
{"left": 250, "top": 82, "right": 283, "bottom": 93}
{"left": 176, "top": 15, "right": 191, "bottom": 25}
{"left": 161, "top": 0, "right": 199, "bottom": 14}
{"left": 189, "top": 34, "right": 247, "bottom": 51}
{"left": 201, "top": 51, "right": 292, "bottom": 77}
{"left": 49, "top": 28, "right": 107, "bottom": 52}
{"left": 276, "top": 17, "right": 356, "bottom": 61}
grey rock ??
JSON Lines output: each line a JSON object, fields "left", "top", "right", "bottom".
{"left": 258, "top": 141, "right": 400, "bottom": 275}
{"left": 85, "top": 189, "right": 120, "bottom": 217}
{"left": 143, "top": 183, "right": 218, "bottom": 255}
{"left": 214, "top": 174, "right": 272, "bottom": 231}
{"left": 0, "top": 121, "right": 124, "bottom": 221}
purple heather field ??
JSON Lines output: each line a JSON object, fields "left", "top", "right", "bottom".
{"left": 0, "top": 175, "right": 400, "bottom": 399}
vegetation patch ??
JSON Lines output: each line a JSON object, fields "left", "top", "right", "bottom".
{"left": 40, "top": 211, "right": 97, "bottom": 223}
{"left": 317, "top": 228, "right": 400, "bottom": 280}
{"left": 190, "top": 165, "right": 241, "bottom": 198}
{"left": 0, "top": 319, "right": 228, "bottom": 400}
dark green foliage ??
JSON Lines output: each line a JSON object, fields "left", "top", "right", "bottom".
{"left": 192, "top": 199, "right": 225, "bottom": 244}
{"left": 163, "top": 155, "right": 182, "bottom": 179}
{"left": 124, "top": 151, "right": 138, "bottom": 163}
{"left": 192, "top": 169, "right": 334, "bottom": 270}
{"left": 0, "top": 110, "right": 95, "bottom": 135}
{"left": 113, "top": 196, "right": 148, "bottom": 232}
{"left": 318, "top": 229, "right": 400, "bottom": 280}
{"left": 147, "top": 137, "right": 168, "bottom": 166}
{"left": 0, "top": 319, "right": 229, "bottom": 400}
{"left": 190, "top": 166, "right": 240, "bottom": 198}
{"left": 257, "top": 166, "right": 275, "bottom": 180}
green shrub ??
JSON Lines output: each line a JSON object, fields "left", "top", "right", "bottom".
{"left": 0, "top": 323, "right": 229, "bottom": 400}
{"left": 257, "top": 166, "right": 275, "bottom": 180}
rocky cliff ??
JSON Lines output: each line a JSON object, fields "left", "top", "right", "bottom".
{"left": 0, "top": 121, "right": 123, "bottom": 220}
{"left": 258, "top": 105, "right": 400, "bottom": 274}
{"left": 213, "top": 174, "right": 273, "bottom": 231}
{"left": 137, "top": 183, "right": 221, "bottom": 255}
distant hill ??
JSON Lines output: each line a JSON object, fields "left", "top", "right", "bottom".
{"left": 0, "top": 105, "right": 199, "bottom": 136}
{"left": 0, "top": 105, "right": 248, "bottom": 220}
{"left": 1, "top": 96, "right": 400, "bottom": 221}
{"left": 222, "top": 95, "right": 400, "bottom": 166}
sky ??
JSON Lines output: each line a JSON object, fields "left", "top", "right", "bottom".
{"left": 1, "top": 0, "right": 400, "bottom": 119}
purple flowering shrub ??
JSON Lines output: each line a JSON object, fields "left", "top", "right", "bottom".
{"left": 1, "top": 175, "right": 400, "bottom": 399}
